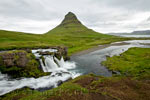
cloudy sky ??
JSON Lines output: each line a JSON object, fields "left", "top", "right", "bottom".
{"left": 0, "top": 0, "right": 150, "bottom": 34}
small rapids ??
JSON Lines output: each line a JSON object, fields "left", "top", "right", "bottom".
{"left": 0, "top": 49, "right": 81, "bottom": 96}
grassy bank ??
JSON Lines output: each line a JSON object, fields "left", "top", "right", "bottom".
{"left": 102, "top": 47, "right": 150, "bottom": 79}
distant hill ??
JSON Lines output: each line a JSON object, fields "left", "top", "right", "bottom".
{"left": 131, "top": 30, "right": 150, "bottom": 35}
{"left": 109, "top": 30, "right": 150, "bottom": 35}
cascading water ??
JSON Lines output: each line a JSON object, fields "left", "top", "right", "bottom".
{"left": 44, "top": 56, "right": 58, "bottom": 71}
{"left": 0, "top": 49, "right": 81, "bottom": 96}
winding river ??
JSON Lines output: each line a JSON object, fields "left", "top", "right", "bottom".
{"left": 0, "top": 40, "right": 150, "bottom": 96}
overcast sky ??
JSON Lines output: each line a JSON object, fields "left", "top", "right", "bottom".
{"left": 0, "top": 0, "right": 150, "bottom": 34}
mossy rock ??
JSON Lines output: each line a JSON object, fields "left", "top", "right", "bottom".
{"left": 0, "top": 50, "right": 50, "bottom": 78}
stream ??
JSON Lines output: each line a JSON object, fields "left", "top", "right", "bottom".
{"left": 0, "top": 40, "right": 150, "bottom": 96}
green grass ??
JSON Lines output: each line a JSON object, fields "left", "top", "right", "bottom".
{"left": 102, "top": 47, "right": 150, "bottom": 79}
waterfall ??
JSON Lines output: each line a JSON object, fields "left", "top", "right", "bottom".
{"left": 54, "top": 57, "right": 65, "bottom": 68}
{"left": 0, "top": 49, "right": 81, "bottom": 96}
{"left": 40, "top": 56, "right": 67, "bottom": 72}
{"left": 39, "top": 59, "right": 47, "bottom": 72}
{"left": 44, "top": 56, "right": 58, "bottom": 72}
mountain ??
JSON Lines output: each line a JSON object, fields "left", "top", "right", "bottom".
{"left": 46, "top": 12, "right": 106, "bottom": 36}
{"left": 0, "top": 12, "right": 117, "bottom": 54}
{"left": 58, "top": 12, "right": 85, "bottom": 28}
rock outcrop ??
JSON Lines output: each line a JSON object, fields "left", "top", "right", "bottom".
{"left": 1, "top": 51, "right": 29, "bottom": 67}
{"left": 38, "top": 46, "right": 69, "bottom": 60}
{"left": 0, "top": 50, "right": 49, "bottom": 78}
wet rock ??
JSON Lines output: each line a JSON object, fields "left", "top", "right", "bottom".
{"left": 57, "top": 80, "right": 63, "bottom": 86}
{"left": 55, "top": 46, "right": 69, "bottom": 60}
{"left": 35, "top": 46, "right": 69, "bottom": 61}
{"left": 39, "top": 51, "right": 54, "bottom": 55}
{"left": 112, "top": 71, "right": 121, "bottom": 75}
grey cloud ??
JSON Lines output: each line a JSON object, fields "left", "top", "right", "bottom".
{"left": 147, "top": 17, "right": 150, "bottom": 21}
{"left": 0, "top": 0, "right": 62, "bottom": 21}
{"left": 92, "top": 0, "right": 150, "bottom": 12}
{"left": 0, "top": 0, "right": 150, "bottom": 33}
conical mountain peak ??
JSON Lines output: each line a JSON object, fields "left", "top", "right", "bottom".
{"left": 47, "top": 12, "right": 97, "bottom": 34}
{"left": 64, "top": 12, "right": 77, "bottom": 19}
{"left": 59, "top": 12, "right": 82, "bottom": 26}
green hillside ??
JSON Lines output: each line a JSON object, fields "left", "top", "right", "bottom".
{"left": 0, "top": 12, "right": 127, "bottom": 55}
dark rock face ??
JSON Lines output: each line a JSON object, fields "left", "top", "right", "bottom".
{"left": 59, "top": 12, "right": 82, "bottom": 28}
{"left": 57, "top": 46, "right": 68, "bottom": 60}
{"left": 1, "top": 52, "right": 28, "bottom": 67}
{"left": 0, "top": 50, "right": 49, "bottom": 78}
{"left": 60, "top": 12, "right": 82, "bottom": 26}
{"left": 38, "top": 46, "right": 69, "bottom": 60}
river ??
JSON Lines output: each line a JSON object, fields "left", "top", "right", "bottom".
{"left": 0, "top": 40, "right": 150, "bottom": 96}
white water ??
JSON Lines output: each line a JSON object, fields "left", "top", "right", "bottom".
{"left": 0, "top": 49, "right": 81, "bottom": 96}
